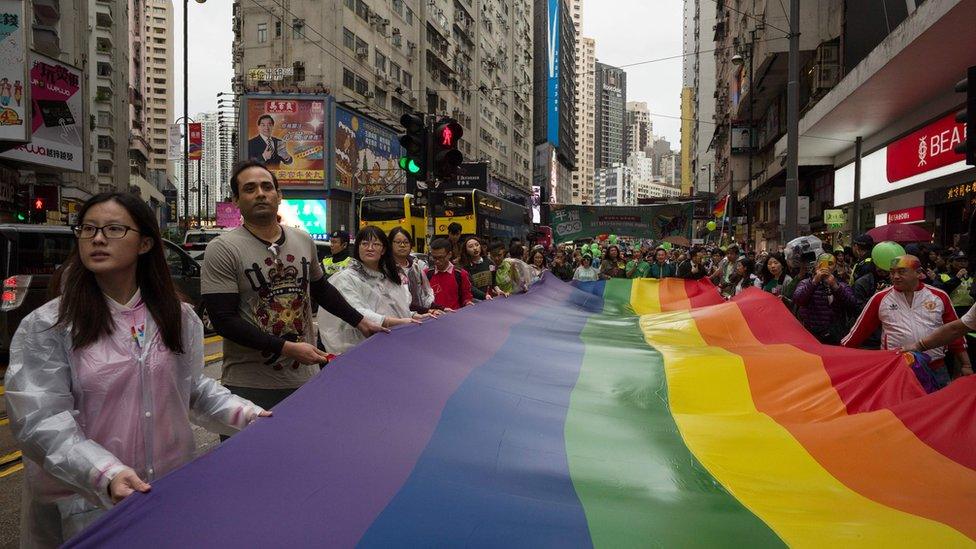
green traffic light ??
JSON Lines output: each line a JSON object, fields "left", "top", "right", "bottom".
{"left": 16, "top": 212, "right": 26, "bottom": 222}
{"left": 400, "top": 156, "right": 421, "bottom": 174}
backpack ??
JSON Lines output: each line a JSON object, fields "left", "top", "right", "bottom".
{"left": 426, "top": 268, "right": 465, "bottom": 307}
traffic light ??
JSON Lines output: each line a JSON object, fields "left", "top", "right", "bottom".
{"left": 955, "top": 65, "right": 975, "bottom": 166}
{"left": 33, "top": 197, "right": 44, "bottom": 211}
{"left": 432, "top": 117, "right": 464, "bottom": 180}
{"left": 398, "top": 113, "right": 428, "bottom": 181}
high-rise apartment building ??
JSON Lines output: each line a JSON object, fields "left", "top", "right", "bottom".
{"left": 533, "top": 0, "right": 577, "bottom": 206}
{"left": 173, "top": 111, "right": 224, "bottom": 219}
{"left": 594, "top": 163, "right": 633, "bottom": 206}
{"left": 625, "top": 101, "right": 652, "bottom": 159}
{"left": 594, "top": 62, "right": 626, "bottom": 170}
{"left": 93, "top": 0, "right": 131, "bottom": 194}
{"left": 143, "top": 0, "right": 175, "bottom": 182}
{"left": 681, "top": 0, "right": 716, "bottom": 197}
{"left": 571, "top": 36, "right": 595, "bottom": 204}
{"left": 232, "top": 0, "right": 535, "bottom": 214}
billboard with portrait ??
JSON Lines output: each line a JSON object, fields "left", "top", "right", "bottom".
{"left": 0, "top": 52, "right": 82, "bottom": 170}
{"left": 243, "top": 96, "right": 327, "bottom": 188}
{"left": 333, "top": 106, "right": 404, "bottom": 196}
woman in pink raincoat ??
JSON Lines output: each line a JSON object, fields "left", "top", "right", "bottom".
{"left": 5, "top": 192, "right": 270, "bottom": 547}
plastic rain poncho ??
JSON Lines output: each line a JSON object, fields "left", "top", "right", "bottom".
{"left": 4, "top": 294, "right": 265, "bottom": 547}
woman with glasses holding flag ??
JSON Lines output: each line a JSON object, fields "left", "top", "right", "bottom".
{"left": 4, "top": 192, "right": 269, "bottom": 547}
{"left": 319, "top": 226, "right": 432, "bottom": 355}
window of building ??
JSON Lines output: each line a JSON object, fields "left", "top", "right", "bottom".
{"left": 389, "top": 62, "right": 401, "bottom": 82}
{"left": 293, "top": 61, "right": 305, "bottom": 82}
{"left": 375, "top": 51, "right": 386, "bottom": 72}
{"left": 405, "top": 6, "right": 414, "bottom": 25}
{"left": 355, "top": 0, "right": 369, "bottom": 21}
{"left": 343, "top": 27, "right": 355, "bottom": 49}
{"left": 402, "top": 71, "right": 412, "bottom": 89}
{"left": 355, "top": 38, "right": 368, "bottom": 57}
{"left": 257, "top": 22, "right": 268, "bottom": 43}
{"left": 374, "top": 88, "right": 387, "bottom": 108}
{"left": 343, "top": 0, "right": 354, "bottom": 8}
{"left": 355, "top": 76, "right": 369, "bottom": 96}
{"left": 343, "top": 68, "right": 355, "bottom": 89}
{"left": 275, "top": 20, "right": 281, "bottom": 37}
{"left": 392, "top": 0, "right": 403, "bottom": 17}
{"left": 292, "top": 18, "right": 304, "bottom": 38}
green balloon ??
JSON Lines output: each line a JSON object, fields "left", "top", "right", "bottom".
{"left": 706, "top": 221, "right": 717, "bottom": 231}
{"left": 872, "top": 241, "right": 906, "bottom": 271}
{"left": 661, "top": 242, "right": 673, "bottom": 251}
{"left": 608, "top": 234, "right": 618, "bottom": 245}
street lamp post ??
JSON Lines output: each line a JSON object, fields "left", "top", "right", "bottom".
{"left": 731, "top": 29, "right": 757, "bottom": 252}
{"left": 184, "top": 0, "right": 207, "bottom": 229}
{"left": 784, "top": 0, "right": 800, "bottom": 242}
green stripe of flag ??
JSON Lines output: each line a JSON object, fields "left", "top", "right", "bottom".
{"left": 564, "top": 280, "right": 783, "bottom": 547}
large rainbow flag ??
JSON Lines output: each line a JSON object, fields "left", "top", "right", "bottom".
{"left": 67, "top": 276, "right": 976, "bottom": 547}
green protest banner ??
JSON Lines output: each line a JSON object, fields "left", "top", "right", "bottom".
{"left": 549, "top": 203, "right": 694, "bottom": 243}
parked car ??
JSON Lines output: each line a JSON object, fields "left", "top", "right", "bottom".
{"left": 182, "top": 229, "right": 226, "bottom": 261}
{"left": 1, "top": 224, "right": 208, "bottom": 363}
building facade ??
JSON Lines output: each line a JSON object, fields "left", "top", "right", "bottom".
{"left": 594, "top": 163, "right": 633, "bottom": 206}
{"left": 625, "top": 101, "right": 652, "bottom": 159}
{"left": 532, "top": 0, "right": 576, "bottom": 206}
{"left": 142, "top": 0, "right": 174, "bottom": 183}
{"left": 93, "top": 0, "right": 131, "bottom": 194}
{"left": 232, "top": 0, "right": 535, "bottom": 228}
{"left": 681, "top": 0, "right": 716, "bottom": 197}
{"left": 594, "top": 62, "right": 626, "bottom": 170}
{"left": 568, "top": 0, "right": 594, "bottom": 205}
{"left": 173, "top": 111, "right": 224, "bottom": 220}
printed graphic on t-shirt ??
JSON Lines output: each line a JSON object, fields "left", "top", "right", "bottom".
{"left": 244, "top": 253, "right": 313, "bottom": 369}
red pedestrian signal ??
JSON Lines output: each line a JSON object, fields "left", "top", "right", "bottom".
{"left": 33, "top": 198, "right": 44, "bottom": 210}
{"left": 432, "top": 118, "right": 464, "bottom": 180}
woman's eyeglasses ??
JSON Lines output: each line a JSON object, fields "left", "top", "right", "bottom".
{"left": 73, "top": 224, "right": 140, "bottom": 239}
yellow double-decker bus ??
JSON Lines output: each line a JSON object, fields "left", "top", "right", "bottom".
{"left": 433, "top": 189, "right": 530, "bottom": 242}
{"left": 359, "top": 194, "right": 428, "bottom": 252}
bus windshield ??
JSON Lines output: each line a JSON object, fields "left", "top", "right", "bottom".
{"left": 361, "top": 197, "right": 406, "bottom": 222}
{"left": 434, "top": 193, "right": 473, "bottom": 217}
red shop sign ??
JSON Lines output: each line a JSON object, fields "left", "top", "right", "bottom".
{"left": 886, "top": 206, "right": 925, "bottom": 224}
{"left": 886, "top": 113, "right": 967, "bottom": 183}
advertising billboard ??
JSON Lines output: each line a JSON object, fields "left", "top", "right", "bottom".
{"left": 546, "top": 0, "right": 560, "bottom": 145}
{"left": 280, "top": 199, "right": 328, "bottom": 240}
{"left": 0, "top": 52, "right": 83, "bottom": 171}
{"left": 0, "top": 0, "right": 29, "bottom": 143}
{"left": 215, "top": 201, "right": 242, "bottom": 228}
{"left": 243, "top": 96, "right": 327, "bottom": 188}
{"left": 333, "top": 106, "right": 405, "bottom": 196}
{"left": 188, "top": 122, "right": 202, "bottom": 160}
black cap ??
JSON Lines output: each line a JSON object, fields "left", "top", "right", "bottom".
{"left": 953, "top": 250, "right": 968, "bottom": 260}
{"left": 853, "top": 234, "right": 874, "bottom": 248}
{"left": 330, "top": 230, "right": 350, "bottom": 243}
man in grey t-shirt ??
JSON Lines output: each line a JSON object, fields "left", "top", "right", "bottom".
{"left": 202, "top": 162, "right": 385, "bottom": 410}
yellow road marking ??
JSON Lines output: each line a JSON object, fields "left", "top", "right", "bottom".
{"left": 204, "top": 335, "right": 223, "bottom": 345}
{"left": 0, "top": 462, "right": 24, "bottom": 478}
{"left": 0, "top": 417, "right": 7, "bottom": 427}
{"left": 0, "top": 385, "right": 5, "bottom": 396}
{"left": 204, "top": 352, "right": 223, "bottom": 364}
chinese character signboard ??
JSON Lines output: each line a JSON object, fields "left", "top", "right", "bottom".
{"left": 243, "top": 95, "right": 327, "bottom": 188}
{"left": 167, "top": 124, "right": 182, "bottom": 160}
{"left": 333, "top": 106, "right": 404, "bottom": 196}
{"left": 188, "top": 123, "right": 202, "bottom": 160}
{"left": 823, "top": 208, "right": 846, "bottom": 229}
{"left": 0, "top": 0, "right": 29, "bottom": 143}
{"left": 548, "top": 203, "right": 694, "bottom": 243}
{"left": 0, "top": 52, "right": 82, "bottom": 171}
{"left": 886, "top": 206, "right": 924, "bottom": 224}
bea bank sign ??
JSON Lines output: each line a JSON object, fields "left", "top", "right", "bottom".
{"left": 834, "top": 113, "right": 971, "bottom": 205}
{"left": 886, "top": 113, "right": 967, "bottom": 182}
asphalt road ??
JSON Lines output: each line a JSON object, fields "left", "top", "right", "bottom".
{"left": 0, "top": 336, "right": 226, "bottom": 547}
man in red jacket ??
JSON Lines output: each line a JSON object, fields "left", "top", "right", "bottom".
{"left": 426, "top": 237, "right": 474, "bottom": 310}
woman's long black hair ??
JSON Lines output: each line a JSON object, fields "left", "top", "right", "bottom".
{"left": 354, "top": 226, "right": 400, "bottom": 283}
{"left": 56, "top": 192, "right": 185, "bottom": 353}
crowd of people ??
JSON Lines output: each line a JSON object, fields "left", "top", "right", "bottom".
{"left": 4, "top": 161, "right": 973, "bottom": 546}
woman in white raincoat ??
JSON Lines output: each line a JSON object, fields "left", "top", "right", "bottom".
{"left": 4, "top": 192, "right": 269, "bottom": 548}
{"left": 318, "top": 226, "right": 430, "bottom": 354}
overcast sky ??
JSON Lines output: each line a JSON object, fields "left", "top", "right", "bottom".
{"left": 174, "top": 0, "right": 684, "bottom": 146}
